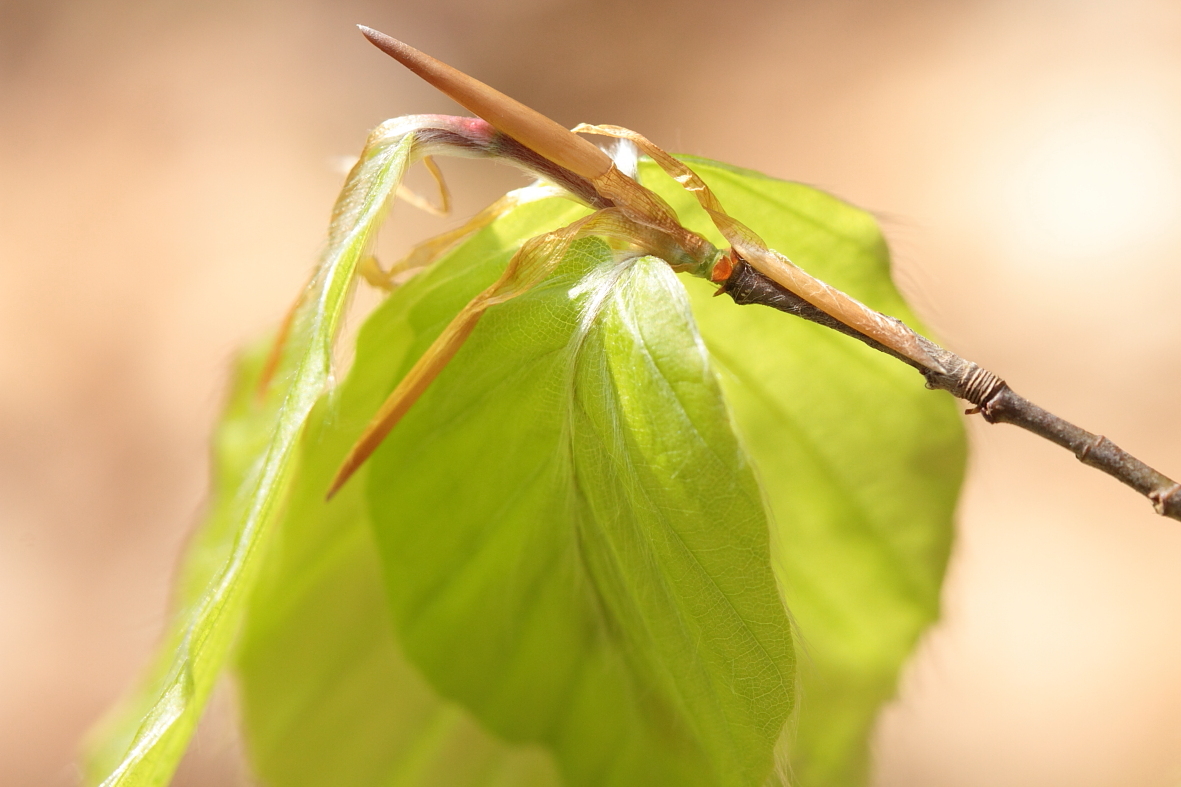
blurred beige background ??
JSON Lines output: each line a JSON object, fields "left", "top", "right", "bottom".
{"left": 2, "top": 0, "right": 1180, "bottom": 785}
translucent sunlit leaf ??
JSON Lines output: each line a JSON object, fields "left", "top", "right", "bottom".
{"left": 82, "top": 127, "right": 417, "bottom": 787}
{"left": 236, "top": 197, "right": 590, "bottom": 787}
{"left": 362, "top": 231, "right": 795, "bottom": 787}
{"left": 648, "top": 157, "right": 965, "bottom": 786}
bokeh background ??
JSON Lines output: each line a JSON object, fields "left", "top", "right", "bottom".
{"left": 2, "top": 0, "right": 1180, "bottom": 785}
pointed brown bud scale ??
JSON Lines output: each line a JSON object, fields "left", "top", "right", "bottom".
{"left": 358, "top": 26, "right": 613, "bottom": 182}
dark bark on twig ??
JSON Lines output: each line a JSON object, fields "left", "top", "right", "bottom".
{"left": 720, "top": 260, "right": 1181, "bottom": 522}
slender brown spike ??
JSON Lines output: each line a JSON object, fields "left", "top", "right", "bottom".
{"left": 358, "top": 25, "right": 613, "bottom": 181}
{"left": 327, "top": 302, "right": 485, "bottom": 499}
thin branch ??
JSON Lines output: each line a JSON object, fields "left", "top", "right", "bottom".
{"left": 720, "top": 260, "right": 1181, "bottom": 521}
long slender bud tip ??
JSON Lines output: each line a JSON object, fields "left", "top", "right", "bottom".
{"left": 357, "top": 25, "right": 409, "bottom": 62}
{"left": 356, "top": 25, "right": 612, "bottom": 181}
{"left": 326, "top": 460, "right": 356, "bottom": 501}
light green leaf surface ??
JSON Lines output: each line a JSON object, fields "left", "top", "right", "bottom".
{"left": 82, "top": 130, "right": 416, "bottom": 787}
{"left": 644, "top": 157, "right": 966, "bottom": 786}
{"left": 236, "top": 197, "right": 591, "bottom": 787}
{"left": 364, "top": 237, "right": 795, "bottom": 786}
{"left": 90, "top": 140, "right": 962, "bottom": 787}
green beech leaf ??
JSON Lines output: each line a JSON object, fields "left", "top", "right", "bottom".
{"left": 364, "top": 237, "right": 795, "bottom": 786}
{"left": 235, "top": 197, "right": 590, "bottom": 787}
{"left": 643, "top": 157, "right": 966, "bottom": 786}
{"left": 82, "top": 131, "right": 417, "bottom": 787}
{"left": 90, "top": 137, "right": 963, "bottom": 787}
